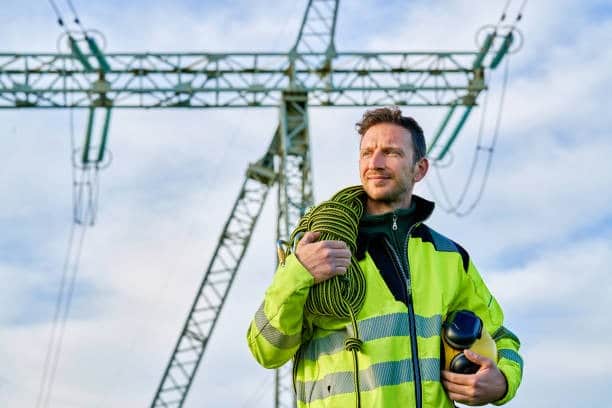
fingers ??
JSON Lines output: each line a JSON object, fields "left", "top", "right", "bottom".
{"left": 464, "top": 349, "right": 493, "bottom": 368}
{"left": 441, "top": 370, "right": 472, "bottom": 386}
{"left": 326, "top": 247, "right": 351, "bottom": 259}
{"left": 297, "top": 232, "right": 348, "bottom": 250}
{"left": 298, "top": 231, "right": 320, "bottom": 246}
{"left": 442, "top": 360, "right": 507, "bottom": 405}
{"left": 293, "top": 231, "right": 353, "bottom": 283}
{"left": 441, "top": 370, "right": 476, "bottom": 403}
{"left": 323, "top": 240, "right": 350, "bottom": 249}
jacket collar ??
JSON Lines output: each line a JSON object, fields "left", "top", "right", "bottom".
{"left": 355, "top": 194, "right": 434, "bottom": 260}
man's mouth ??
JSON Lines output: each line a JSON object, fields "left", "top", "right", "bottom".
{"left": 367, "top": 174, "right": 390, "bottom": 180}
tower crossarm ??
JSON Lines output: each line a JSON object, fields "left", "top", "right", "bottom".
{"left": 0, "top": 51, "right": 484, "bottom": 108}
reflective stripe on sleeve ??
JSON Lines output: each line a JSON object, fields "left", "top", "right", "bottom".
{"left": 254, "top": 302, "right": 302, "bottom": 349}
{"left": 498, "top": 349, "right": 524, "bottom": 373}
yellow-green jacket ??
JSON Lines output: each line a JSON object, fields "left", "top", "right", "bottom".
{"left": 247, "top": 196, "right": 523, "bottom": 407}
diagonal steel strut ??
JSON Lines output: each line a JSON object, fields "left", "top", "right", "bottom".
{"left": 150, "top": 133, "right": 278, "bottom": 408}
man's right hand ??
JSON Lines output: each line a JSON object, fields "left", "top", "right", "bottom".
{"left": 294, "top": 231, "right": 352, "bottom": 284}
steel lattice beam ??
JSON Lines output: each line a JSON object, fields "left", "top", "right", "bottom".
{"left": 0, "top": 52, "right": 484, "bottom": 108}
{"left": 292, "top": 0, "right": 339, "bottom": 55}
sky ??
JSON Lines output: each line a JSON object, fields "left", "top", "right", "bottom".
{"left": 1, "top": 0, "right": 611, "bottom": 407}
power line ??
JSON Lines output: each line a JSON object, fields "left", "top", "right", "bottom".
{"left": 426, "top": 55, "right": 511, "bottom": 217}
{"left": 41, "top": 223, "right": 88, "bottom": 408}
{"left": 36, "top": 70, "right": 94, "bottom": 407}
{"left": 515, "top": 0, "right": 529, "bottom": 23}
{"left": 35, "top": 221, "right": 89, "bottom": 408}
{"left": 424, "top": 0, "right": 523, "bottom": 217}
{"left": 453, "top": 56, "right": 511, "bottom": 217}
{"left": 430, "top": 76, "right": 492, "bottom": 213}
{"left": 240, "top": 372, "right": 275, "bottom": 408}
{"left": 34, "top": 222, "right": 75, "bottom": 408}
{"left": 47, "top": 0, "right": 66, "bottom": 28}
{"left": 65, "top": 0, "right": 83, "bottom": 27}
{"left": 499, "top": 0, "right": 512, "bottom": 23}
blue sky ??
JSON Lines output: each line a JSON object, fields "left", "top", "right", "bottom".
{"left": 1, "top": 1, "right": 611, "bottom": 407}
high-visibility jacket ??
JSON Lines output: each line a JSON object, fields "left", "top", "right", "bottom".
{"left": 247, "top": 196, "right": 523, "bottom": 407}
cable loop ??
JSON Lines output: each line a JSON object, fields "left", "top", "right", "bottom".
{"left": 290, "top": 185, "right": 367, "bottom": 320}
{"left": 344, "top": 337, "right": 363, "bottom": 352}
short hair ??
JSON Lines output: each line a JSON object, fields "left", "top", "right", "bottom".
{"left": 356, "top": 106, "right": 426, "bottom": 163}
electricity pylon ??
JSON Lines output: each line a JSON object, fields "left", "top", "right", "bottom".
{"left": 0, "top": 0, "right": 514, "bottom": 406}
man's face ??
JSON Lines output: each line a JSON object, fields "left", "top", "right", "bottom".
{"left": 359, "top": 122, "right": 425, "bottom": 207}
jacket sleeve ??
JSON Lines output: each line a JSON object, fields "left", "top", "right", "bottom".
{"left": 246, "top": 253, "right": 314, "bottom": 368}
{"left": 450, "top": 256, "right": 524, "bottom": 405}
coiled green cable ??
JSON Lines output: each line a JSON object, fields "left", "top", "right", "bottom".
{"left": 288, "top": 185, "right": 367, "bottom": 408}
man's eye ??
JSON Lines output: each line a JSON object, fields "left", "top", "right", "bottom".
{"left": 361, "top": 151, "right": 371, "bottom": 158}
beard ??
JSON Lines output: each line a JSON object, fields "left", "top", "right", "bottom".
{"left": 363, "top": 178, "right": 410, "bottom": 204}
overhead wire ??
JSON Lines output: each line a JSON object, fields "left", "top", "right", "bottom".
{"left": 41, "top": 223, "right": 88, "bottom": 408}
{"left": 516, "top": 0, "right": 529, "bottom": 23}
{"left": 425, "top": 0, "right": 525, "bottom": 216}
{"left": 454, "top": 57, "right": 511, "bottom": 217}
{"left": 429, "top": 77, "right": 492, "bottom": 214}
{"left": 499, "top": 0, "right": 512, "bottom": 23}
{"left": 34, "top": 10, "right": 73, "bottom": 403}
{"left": 38, "top": 105, "right": 92, "bottom": 408}
{"left": 34, "top": 223, "right": 76, "bottom": 408}
{"left": 35, "top": 36, "right": 94, "bottom": 405}
{"left": 47, "top": 0, "right": 66, "bottom": 28}
{"left": 429, "top": 56, "right": 511, "bottom": 217}
{"left": 240, "top": 370, "right": 275, "bottom": 408}
{"left": 65, "top": 0, "right": 84, "bottom": 27}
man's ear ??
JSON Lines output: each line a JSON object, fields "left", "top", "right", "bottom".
{"left": 413, "top": 157, "right": 429, "bottom": 182}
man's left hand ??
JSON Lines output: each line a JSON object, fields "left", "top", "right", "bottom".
{"left": 441, "top": 349, "right": 507, "bottom": 405}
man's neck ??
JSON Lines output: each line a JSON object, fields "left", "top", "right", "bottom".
{"left": 366, "top": 195, "right": 413, "bottom": 215}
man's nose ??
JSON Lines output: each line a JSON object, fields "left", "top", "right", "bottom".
{"left": 368, "top": 150, "right": 385, "bottom": 169}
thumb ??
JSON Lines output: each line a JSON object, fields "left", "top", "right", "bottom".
{"left": 464, "top": 349, "right": 492, "bottom": 368}
{"left": 298, "top": 231, "right": 320, "bottom": 247}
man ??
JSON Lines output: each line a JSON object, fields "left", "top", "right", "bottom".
{"left": 247, "top": 107, "right": 523, "bottom": 407}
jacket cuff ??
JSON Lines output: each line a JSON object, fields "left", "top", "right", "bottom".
{"left": 493, "top": 355, "right": 523, "bottom": 405}
{"left": 266, "top": 254, "right": 314, "bottom": 305}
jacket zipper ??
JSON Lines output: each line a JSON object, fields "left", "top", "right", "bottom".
{"left": 384, "top": 225, "right": 422, "bottom": 408}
